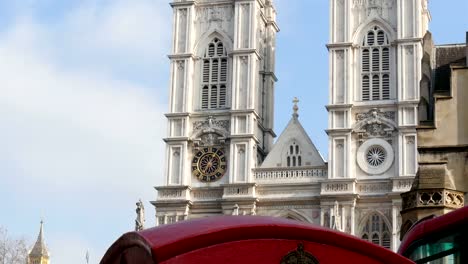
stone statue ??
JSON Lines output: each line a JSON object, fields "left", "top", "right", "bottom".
{"left": 232, "top": 204, "right": 239, "bottom": 216}
{"left": 250, "top": 204, "right": 257, "bottom": 215}
{"left": 135, "top": 199, "right": 145, "bottom": 231}
{"left": 331, "top": 201, "right": 342, "bottom": 231}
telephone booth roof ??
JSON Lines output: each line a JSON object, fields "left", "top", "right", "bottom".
{"left": 101, "top": 215, "right": 414, "bottom": 264}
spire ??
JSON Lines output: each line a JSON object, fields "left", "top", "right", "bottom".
{"left": 292, "top": 97, "right": 299, "bottom": 119}
{"left": 29, "top": 220, "right": 49, "bottom": 258}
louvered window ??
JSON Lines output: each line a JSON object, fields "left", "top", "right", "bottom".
{"left": 362, "top": 75, "right": 370, "bottom": 100}
{"left": 201, "top": 38, "right": 229, "bottom": 110}
{"left": 360, "top": 213, "right": 392, "bottom": 249}
{"left": 361, "top": 26, "right": 391, "bottom": 101}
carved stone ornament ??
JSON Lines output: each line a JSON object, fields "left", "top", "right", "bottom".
{"left": 352, "top": 0, "right": 394, "bottom": 16}
{"left": 280, "top": 243, "right": 319, "bottom": 264}
{"left": 354, "top": 108, "right": 396, "bottom": 142}
{"left": 351, "top": 0, "right": 397, "bottom": 32}
{"left": 192, "top": 116, "right": 230, "bottom": 147}
{"left": 195, "top": 5, "right": 233, "bottom": 34}
{"left": 196, "top": 6, "right": 233, "bottom": 23}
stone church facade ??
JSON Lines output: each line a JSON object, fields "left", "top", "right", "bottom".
{"left": 152, "top": 0, "right": 430, "bottom": 251}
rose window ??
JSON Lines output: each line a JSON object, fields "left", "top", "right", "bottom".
{"left": 357, "top": 138, "right": 394, "bottom": 175}
{"left": 366, "top": 145, "right": 386, "bottom": 167}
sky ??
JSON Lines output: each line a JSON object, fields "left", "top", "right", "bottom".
{"left": 0, "top": 0, "right": 467, "bottom": 263}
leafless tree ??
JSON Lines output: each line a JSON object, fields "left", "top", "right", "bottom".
{"left": 0, "top": 227, "right": 28, "bottom": 264}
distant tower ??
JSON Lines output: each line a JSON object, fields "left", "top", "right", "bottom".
{"left": 27, "top": 220, "right": 50, "bottom": 264}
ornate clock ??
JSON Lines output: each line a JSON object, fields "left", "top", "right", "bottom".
{"left": 192, "top": 147, "right": 227, "bottom": 182}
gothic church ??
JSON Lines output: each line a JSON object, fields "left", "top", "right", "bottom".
{"left": 153, "top": 0, "right": 429, "bottom": 251}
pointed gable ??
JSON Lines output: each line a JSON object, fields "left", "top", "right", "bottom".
{"left": 261, "top": 111, "right": 325, "bottom": 168}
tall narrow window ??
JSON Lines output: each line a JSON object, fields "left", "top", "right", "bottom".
{"left": 201, "top": 38, "right": 229, "bottom": 110}
{"left": 360, "top": 213, "right": 391, "bottom": 249}
{"left": 286, "top": 142, "right": 302, "bottom": 167}
{"left": 361, "top": 26, "right": 391, "bottom": 101}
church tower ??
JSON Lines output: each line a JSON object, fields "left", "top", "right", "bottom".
{"left": 27, "top": 221, "right": 50, "bottom": 264}
{"left": 153, "top": 0, "right": 279, "bottom": 223}
{"left": 326, "top": 0, "right": 430, "bottom": 250}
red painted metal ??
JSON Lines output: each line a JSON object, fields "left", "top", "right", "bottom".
{"left": 398, "top": 206, "right": 468, "bottom": 255}
{"left": 101, "top": 216, "right": 414, "bottom": 264}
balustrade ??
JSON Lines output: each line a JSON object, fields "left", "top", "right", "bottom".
{"left": 253, "top": 167, "right": 327, "bottom": 183}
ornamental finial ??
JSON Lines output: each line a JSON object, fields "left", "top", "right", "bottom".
{"left": 292, "top": 97, "right": 299, "bottom": 118}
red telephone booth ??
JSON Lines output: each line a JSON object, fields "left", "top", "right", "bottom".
{"left": 101, "top": 216, "right": 414, "bottom": 264}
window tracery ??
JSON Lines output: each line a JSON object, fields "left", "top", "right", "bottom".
{"left": 361, "top": 213, "right": 391, "bottom": 249}
{"left": 361, "top": 26, "right": 391, "bottom": 101}
{"left": 201, "top": 38, "right": 228, "bottom": 110}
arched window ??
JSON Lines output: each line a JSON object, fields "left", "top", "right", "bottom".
{"left": 360, "top": 212, "right": 391, "bottom": 249}
{"left": 286, "top": 142, "right": 302, "bottom": 167}
{"left": 361, "top": 26, "right": 391, "bottom": 101}
{"left": 201, "top": 38, "right": 228, "bottom": 110}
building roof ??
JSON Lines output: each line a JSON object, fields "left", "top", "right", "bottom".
{"left": 29, "top": 220, "right": 49, "bottom": 258}
{"left": 261, "top": 99, "right": 325, "bottom": 168}
{"left": 434, "top": 44, "right": 467, "bottom": 92}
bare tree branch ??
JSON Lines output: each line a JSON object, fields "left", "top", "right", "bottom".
{"left": 0, "top": 226, "right": 28, "bottom": 264}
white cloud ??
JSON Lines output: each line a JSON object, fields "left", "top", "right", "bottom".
{"left": 0, "top": 0, "right": 171, "bottom": 263}
{"left": 62, "top": 0, "right": 170, "bottom": 63}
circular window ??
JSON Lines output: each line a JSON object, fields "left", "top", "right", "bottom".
{"left": 357, "top": 138, "right": 394, "bottom": 175}
{"left": 366, "top": 145, "right": 386, "bottom": 167}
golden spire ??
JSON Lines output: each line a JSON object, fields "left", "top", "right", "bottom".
{"left": 28, "top": 220, "right": 50, "bottom": 264}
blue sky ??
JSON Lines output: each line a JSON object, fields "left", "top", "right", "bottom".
{"left": 0, "top": 0, "right": 466, "bottom": 263}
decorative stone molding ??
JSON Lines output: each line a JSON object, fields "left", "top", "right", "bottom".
{"left": 194, "top": 5, "right": 234, "bottom": 34}
{"left": 176, "top": 60, "right": 185, "bottom": 70}
{"left": 351, "top": 0, "right": 397, "bottom": 31}
{"left": 405, "top": 46, "right": 414, "bottom": 55}
{"left": 392, "top": 177, "right": 414, "bottom": 192}
{"left": 401, "top": 189, "right": 465, "bottom": 211}
{"left": 192, "top": 116, "right": 230, "bottom": 147}
{"left": 222, "top": 183, "right": 256, "bottom": 199}
{"left": 324, "top": 183, "right": 348, "bottom": 191}
{"left": 159, "top": 190, "right": 182, "bottom": 198}
{"left": 357, "top": 182, "right": 392, "bottom": 193}
{"left": 156, "top": 186, "right": 191, "bottom": 200}
{"left": 320, "top": 180, "right": 356, "bottom": 195}
{"left": 257, "top": 205, "right": 316, "bottom": 210}
{"left": 256, "top": 188, "right": 319, "bottom": 197}
{"left": 354, "top": 108, "right": 396, "bottom": 142}
{"left": 193, "top": 116, "right": 230, "bottom": 134}
{"left": 225, "top": 186, "right": 249, "bottom": 195}
{"left": 192, "top": 189, "right": 223, "bottom": 201}
{"left": 253, "top": 167, "right": 327, "bottom": 183}
{"left": 240, "top": 56, "right": 249, "bottom": 65}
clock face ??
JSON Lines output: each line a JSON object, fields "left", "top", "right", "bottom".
{"left": 192, "top": 147, "right": 227, "bottom": 182}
